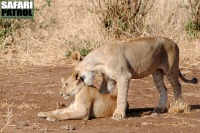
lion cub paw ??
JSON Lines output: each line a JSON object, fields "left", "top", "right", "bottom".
{"left": 46, "top": 116, "right": 60, "bottom": 122}
{"left": 38, "top": 112, "right": 48, "bottom": 118}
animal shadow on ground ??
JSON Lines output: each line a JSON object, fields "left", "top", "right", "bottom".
{"left": 126, "top": 107, "right": 154, "bottom": 117}
{"left": 190, "top": 105, "right": 200, "bottom": 110}
{"left": 126, "top": 105, "right": 200, "bottom": 117}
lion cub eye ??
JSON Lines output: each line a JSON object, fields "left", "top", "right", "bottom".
{"left": 65, "top": 83, "right": 68, "bottom": 86}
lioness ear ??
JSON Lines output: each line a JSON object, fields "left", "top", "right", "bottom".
{"left": 71, "top": 51, "right": 81, "bottom": 62}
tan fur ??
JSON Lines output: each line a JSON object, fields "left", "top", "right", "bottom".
{"left": 72, "top": 37, "right": 197, "bottom": 120}
{"left": 38, "top": 72, "right": 117, "bottom": 121}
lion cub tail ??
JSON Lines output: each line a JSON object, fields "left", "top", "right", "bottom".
{"left": 179, "top": 71, "right": 198, "bottom": 84}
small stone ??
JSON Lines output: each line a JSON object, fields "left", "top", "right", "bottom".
{"left": 2, "top": 116, "right": 6, "bottom": 119}
{"left": 60, "top": 125, "right": 75, "bottom": 131}
{"left": 141, "top": 122, "right": 148, "bottom": 125}
{"left": 11, "top": 49, "right": 18, "bottom": 54}
{"left": 82, "top": 121, "right": 87, "bottom": 124}
{"left": 2, "top": 50, "right": 9, "bottom": 54}
{"left": 150, "top": 112, "right": 160, "bottom": 117}
{"left": 19, "top": 121, "right": 29, "bottom": 127}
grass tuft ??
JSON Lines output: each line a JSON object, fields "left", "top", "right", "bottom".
{"left": 94, "top": 0, "right": 153, "bottom": 38}
{"left": 185, "top": 0, "right": 200, "bottom": 38}
{"left": 168, "top": 99, "right": 190, "bottom": 114}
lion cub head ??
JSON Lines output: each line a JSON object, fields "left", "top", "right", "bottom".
{"left": 60, "top": 72, "right": 84, "bottom": 99}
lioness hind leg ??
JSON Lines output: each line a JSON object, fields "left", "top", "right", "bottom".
{"left": 99, "top": 74, "right": 107, "bottom": 93}
{"left": 152, "top": 70, "right": 167, "bottom": 113}
{"left": 165, "top": 72, "right": 182, "bottom": 101}
{"left": 165, "top": 71, "right": 186, "bottom": 113}
{"left": 100, "top": 74, "right": 116, "bottom": 94}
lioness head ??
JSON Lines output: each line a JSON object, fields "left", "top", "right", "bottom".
{"left": 60, "top": 72, "right": 84, "bottom": 99}
{"left": 71, "top": 51, "right": 95, "bottom": 86}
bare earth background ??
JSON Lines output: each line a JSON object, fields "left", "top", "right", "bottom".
{"left": 0, "top": 0, "right": 200, "bottom": 133}
{"left": 0, "top": 67, "right": 200, "bottom": 133}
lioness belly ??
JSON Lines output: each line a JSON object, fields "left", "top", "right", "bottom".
{"left": 124, "top": 39, "right": 163, "bottom": 79}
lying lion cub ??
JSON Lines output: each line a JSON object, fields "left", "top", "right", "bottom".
{"left": 38, "top": 72, "right": 117, "bottom": 121}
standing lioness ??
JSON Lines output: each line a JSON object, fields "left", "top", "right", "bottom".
{"left": 72, "top": 37, "right": 198, "bottom": 120}
{"left": 38, "top": 72, "right": 117, "bottom": 121}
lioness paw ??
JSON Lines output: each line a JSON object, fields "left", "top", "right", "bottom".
{"left": 112, "top": 110, "right": 125, "bottom": 121}
{"left": 46, "top": 116, "right": 60, "bottom": 122}
{"left": 38, "top": 112, "right": 47, "bottom": 118}
{"left": 153, "top": 107, "right": 167, "bottom": 113}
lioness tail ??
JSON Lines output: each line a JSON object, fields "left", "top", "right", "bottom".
{"left": 179, "top": 71, "right": 198, "bottom": 84}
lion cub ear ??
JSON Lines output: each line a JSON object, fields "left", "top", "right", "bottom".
{"left": 61, "top": 77, "right": 66, "bottom": 84}
{"left": 71, "top": 51, "right": 81, "bottom": 62}
{"left": 72, "top": 71, "right": 79, "bottom": 80}
{"left": 73, "top": 71, "right": 84, "bottom": 84}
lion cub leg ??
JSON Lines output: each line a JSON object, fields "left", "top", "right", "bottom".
{"left": 38, "top": 108, "right": 67, "bottom": 118}
{"left": 152, "top": 70, "right": 168, "bottom": 113}
{"left": 38, "top": 104, "right": 75, "bottom": 119}
{"left": 46, "top": 109, "right": 90, "bottom": 121}
{"left": 45, "top": 104, "right": 91, "bottom": 121}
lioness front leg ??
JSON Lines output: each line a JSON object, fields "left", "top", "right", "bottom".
{"left": 112, "top": 77, "right": 130, "bottom": 120}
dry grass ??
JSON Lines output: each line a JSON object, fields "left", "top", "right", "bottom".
{"left": 0, "top": 0, "right": 105, "bottom": 66}
{"left": 0, "top": 100, "right": 40, "bottom": 132}
{"left": 93, "top": 0, "right": 154, "bottom": 38}
{"left": 0, "top": 102, "right": 14, "bottom": 109}
{"left": 0, "top": 102, "right": 13, "bottom": 133}
{"left": 145, "top": 0, "right": 200, "bottom": 68}
{"left": 0, "top": 0, "right": 199, "bottom": 68}
{"left": 17, "top": 103, "right": 39, "bottom": 110}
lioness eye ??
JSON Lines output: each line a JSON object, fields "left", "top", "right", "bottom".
{"left": 65, "top": 83, "right": 68, "bottom": 86}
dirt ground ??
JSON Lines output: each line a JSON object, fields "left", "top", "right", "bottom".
{"left": 0, "top": 66, "right": 200, "bottom": 133}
